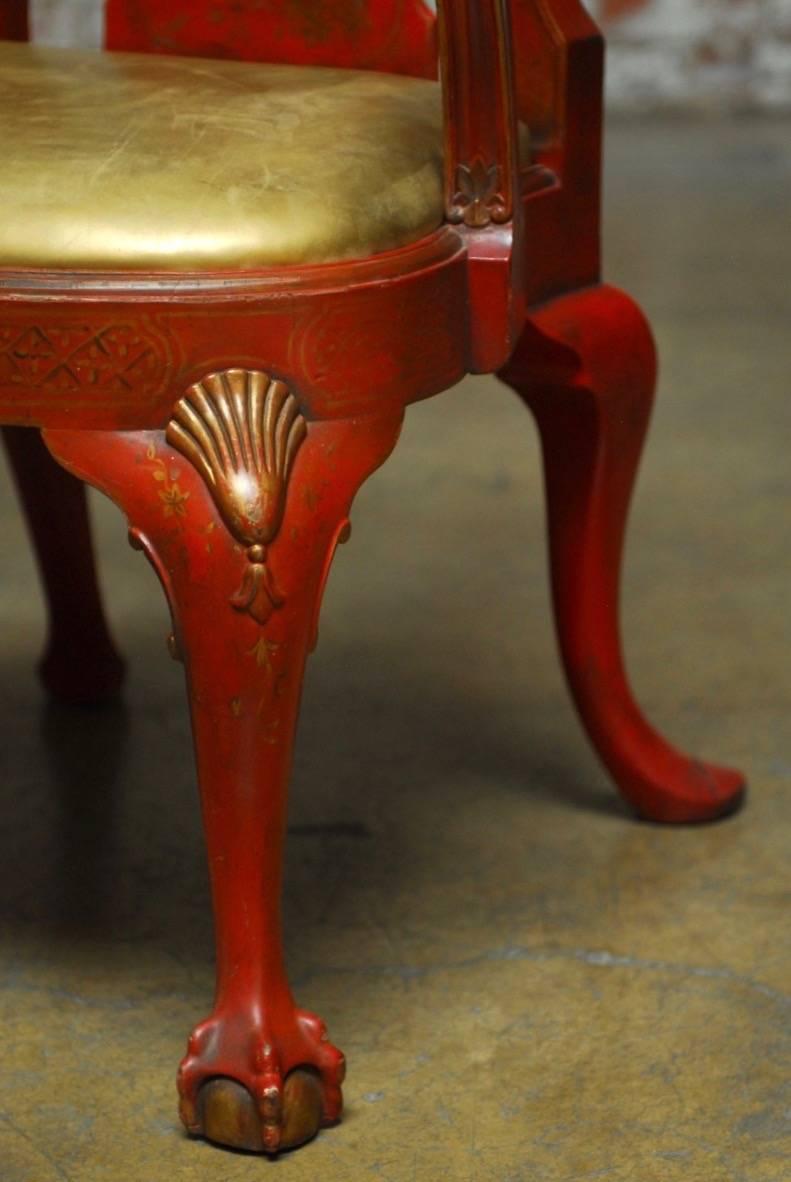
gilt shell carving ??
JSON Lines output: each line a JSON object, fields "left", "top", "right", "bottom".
{"left": 166, "top": 368, "right": 307, "bottom": 624}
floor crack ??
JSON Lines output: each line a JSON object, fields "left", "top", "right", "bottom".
{"left": 0, "top": 1112, "right": 73, "bottom": 1181}
{"left": 294, "top": 942, "right": 791, "bottom": 1006}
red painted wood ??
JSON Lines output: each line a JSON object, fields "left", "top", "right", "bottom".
{"left": 439, "top": 0, "right": 519, "bottom": 227}
{"left": 106, "top": 0, "right": 438, "bottom": 78}
{"left": 499, "top": 286, "right": 745, "bottom": 823}
{"left": 45, "top": 408, "right": 403, "bottom": 1151}
{"left": 1, "top": 426, "right": 125, "bottom": 703}
{"left": 0, "top": 232, "right": 470, "bottom": 428}
{"left": 516, "top": 0, "right": 604, "bottom": 302}
{"left": 0, "top": 0, "right": 746, "bottom": 1155}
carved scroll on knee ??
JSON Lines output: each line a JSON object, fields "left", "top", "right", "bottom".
{"left": 166, "top": 368, "right": 306, "bottom": 625}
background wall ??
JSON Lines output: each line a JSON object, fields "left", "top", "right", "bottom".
{"left": 590, "top": 0, "right": 791, "bottom": 110}
{"left": 31, "top": 0, "right": 101, "bottom": 47}
{"left": 29, "top": 0, "right": 791, "bottom": 112}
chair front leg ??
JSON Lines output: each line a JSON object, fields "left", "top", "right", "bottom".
{"left": 2, "top": 426, "right": 125, "bottom": 703}
{"left": 499, "top": 286, "right": 745, "bottom": 823}
{"left": 45, "top": 369, "right": 403, "bottom": 1153}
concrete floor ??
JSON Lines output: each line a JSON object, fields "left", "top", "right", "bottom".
{"left": 0, "top": 121, "right": 789, "bottom": 1181}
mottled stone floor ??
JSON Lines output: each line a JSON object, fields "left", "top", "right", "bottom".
{"left": 0, "top": 120, "right": 789, "bottom": 1181}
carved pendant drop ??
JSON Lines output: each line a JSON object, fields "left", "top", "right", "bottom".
{"left": 166, "top": 368, "right": 306, "bottom": 624}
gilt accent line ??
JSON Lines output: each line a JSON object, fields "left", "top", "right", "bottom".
{"left": 0, "top": 322, "right": 163, "bottom": 393}
{"left": 166, "top": 368, "right": 306, "bottom": 625}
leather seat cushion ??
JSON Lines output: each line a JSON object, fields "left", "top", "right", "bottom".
{"left": 0, "top": 41, "right": 446, "bottom": 270}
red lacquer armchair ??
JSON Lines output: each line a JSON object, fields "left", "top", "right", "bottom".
{"left": 0, "top": 0, "right": 744, "bottom": 1155}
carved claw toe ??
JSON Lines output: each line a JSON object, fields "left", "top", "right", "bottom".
{"left": 178, "top": 1008, "right": 345, "bottom": 1154}
{"left": 196, "top": 1070, "right": 324, "bottom": 1153}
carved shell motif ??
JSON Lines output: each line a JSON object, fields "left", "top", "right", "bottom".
{"left": 166, "top": 368, "right": 307, "bottom": 625}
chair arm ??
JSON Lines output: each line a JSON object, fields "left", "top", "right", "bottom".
{"left": 437, "top": 0, "right": 520, "bottom": 231}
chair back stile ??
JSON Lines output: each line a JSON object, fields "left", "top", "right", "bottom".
{"left": 435, "top": 0, "right": 523, "bottom": 370}
{"left": 438, "top": 0, "right": 519, "bottom": 234}
{"left": 511, "top": 0, "right": 604, "bottom": 301}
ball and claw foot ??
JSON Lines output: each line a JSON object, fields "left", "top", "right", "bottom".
{"left": 177, "top": 1009, "right": 345, "bottom": 1153}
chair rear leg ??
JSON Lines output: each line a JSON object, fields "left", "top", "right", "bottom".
{"left": 499, "top": 285, "right": 745, "bottom": 823}
{"left": 2, "top": 426, "right": 125, "bottom": 703}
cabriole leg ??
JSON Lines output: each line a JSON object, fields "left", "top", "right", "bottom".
{"left": 45, "top": 369, "right": 403, "bottom": 1152}
{"left": 2, "top": 425, "right": 125, "bottom": 703}
{"left": 499, "top": 286, "right": 745, "bottom": 823}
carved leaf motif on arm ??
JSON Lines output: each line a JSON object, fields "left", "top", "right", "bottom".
{"left": 448, "top": 158, "right": 509, "bottom": 228}
{"left": 166, "top": 368, "right": 306, "bottom": 625}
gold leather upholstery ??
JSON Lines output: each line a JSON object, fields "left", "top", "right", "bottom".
{"left": 0, "top": 41, "right": 446, "bottom": 270}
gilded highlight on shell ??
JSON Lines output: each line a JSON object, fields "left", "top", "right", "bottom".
{"left": 166, "top": 368, "right": 307, "bottom": 623}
